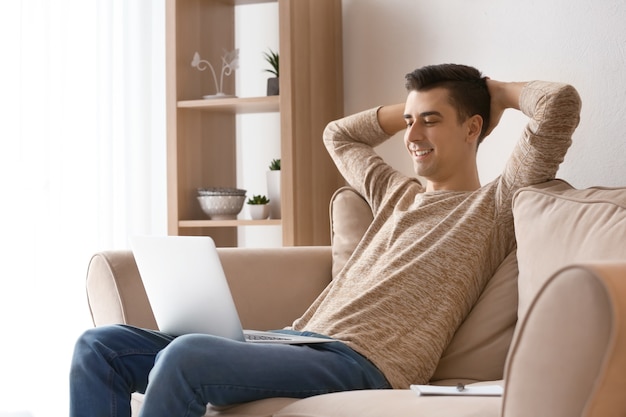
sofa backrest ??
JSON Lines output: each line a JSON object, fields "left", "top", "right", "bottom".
{"left": 329, "top": 186, "right": 519, "bottom": 384}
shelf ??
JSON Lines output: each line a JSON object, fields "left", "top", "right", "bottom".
{"left": 217, "top": 0, "right": 276, "bottom": 5}
{"left": 179, "top": 219, "right": 282, "bottom": 228}
{"left": 177, "top": 96, "right": 279, "bottom": 113}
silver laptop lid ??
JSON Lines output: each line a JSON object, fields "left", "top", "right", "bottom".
{"left": 130, "top": 235, "right": 245, "bottom": 341}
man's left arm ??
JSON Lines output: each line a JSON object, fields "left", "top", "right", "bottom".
{"left": 492, "top": 80, "right": 582, "bottom": 189}
{"left": 485, "top": 80, "right": 526, "bottom": 136}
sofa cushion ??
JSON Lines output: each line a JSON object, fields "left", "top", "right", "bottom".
{"left": 431, "top": 250, "right": 518, "bottom": 383}
{"left": 329, "top": 187, "right": 373, "bottom": 278}
{"left": 204, "top": 397, "right": 298, "bottom": 416}
{"left": 513, "top": 179, "right": 626, "bottom": 320}
{"left": 273, "top": 388, "right": 501, "bottom": 417}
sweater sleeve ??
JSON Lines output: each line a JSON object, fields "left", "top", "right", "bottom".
{"left": 498, "top": 81, "right": 581, "bottom": 204}
{"left": 323, "top": 107, "right": 419, "bottom": 213}
{"left": 499, "top": 81, "right": 581, "bottom": 209}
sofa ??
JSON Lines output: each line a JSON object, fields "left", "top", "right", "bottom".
{"left": 85, "top": 179, "right": 626, "bottom": 417}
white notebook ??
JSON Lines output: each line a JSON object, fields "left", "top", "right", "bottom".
{"left": 411, "top": 384, "right": 503, "bottom": 397}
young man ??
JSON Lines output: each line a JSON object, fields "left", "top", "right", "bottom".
{"left": 70, "top": 64, "right": 581, "bottom": 417}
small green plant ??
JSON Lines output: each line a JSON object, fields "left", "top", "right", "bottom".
{"left": 247, "top": 194, "right": 270, "bottom": 205}
{"left": 269, "top": 158, "right": 281, "bottom": 171}
{"left": 262, "top": 49, "right": 279, "bottom": 78}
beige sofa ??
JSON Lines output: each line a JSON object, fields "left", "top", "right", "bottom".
{"left": 85, "top": 179, "right": 626, "bottom": 417}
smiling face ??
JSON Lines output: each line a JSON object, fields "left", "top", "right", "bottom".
{"left": 403, "top": 87, "right": 482, "bottom": 191}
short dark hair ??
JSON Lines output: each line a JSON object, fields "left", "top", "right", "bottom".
{"left": 405, "top": 64, "right": 490, "bottom": 144}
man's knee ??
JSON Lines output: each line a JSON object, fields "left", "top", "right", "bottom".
{"left": 154, "top": 334, "right": 209, "bottom": 370}
{"left": 74, "top": 326, "right": 110, "bottom": 354}
{"left": 151, "top": 334, "right": 237, "bottom": 381}
{"left": 70, "top": 326, "right": 119, "bottom": 379}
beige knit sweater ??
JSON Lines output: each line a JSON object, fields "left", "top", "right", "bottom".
{"left": 292, "top": 81, "right": 581, "bottom": 389}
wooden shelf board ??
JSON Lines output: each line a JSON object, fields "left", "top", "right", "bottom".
{"left": 218, "top": 0, "right": 276, "bottom": 5}
{"left": 179, "top": 219, "right": 282, "bottom": 228}
{"left": 177, "top": 96, "right": 279, "bottom": 113}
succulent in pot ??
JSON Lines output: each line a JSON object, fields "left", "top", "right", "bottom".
{"left": 247, "top": 194, "right": 270, "bottom": 205}
{"left": 247, "top": 194, "right": 270, "bottom": 220}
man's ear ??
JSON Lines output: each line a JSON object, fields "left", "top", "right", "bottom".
{"left": 465, "top": 115, "right": 483, "bottom": 145}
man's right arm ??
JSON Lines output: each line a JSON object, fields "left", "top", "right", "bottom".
{"left": 377, "top": 103, "right": 407, "bottom": 136}
{"left": 323, "top": 106, "right": 415, "bottom": 209}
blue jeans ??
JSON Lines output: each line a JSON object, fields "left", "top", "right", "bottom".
{"left": 69, "top": 325, "right": 390, "bottom": 417}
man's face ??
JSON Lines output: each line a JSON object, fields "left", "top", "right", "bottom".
{"left": 403, "top": 88, "right": 476, "bottom": 187}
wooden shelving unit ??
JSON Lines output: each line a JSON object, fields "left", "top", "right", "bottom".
{"left": 165, "top": 0, "right": 345, "bottom": 247}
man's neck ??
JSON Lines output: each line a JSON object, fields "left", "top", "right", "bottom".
{"left": 425, "top": 173, "right": 481, "bottom": 192}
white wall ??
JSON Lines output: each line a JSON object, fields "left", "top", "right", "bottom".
{"left": 342, "top": 0, "right": 626, "bottom": 188}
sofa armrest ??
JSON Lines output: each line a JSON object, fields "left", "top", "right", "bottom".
{"left": 502, "top": 262, "right": 626, "bottom": 417}
{"left": 86, "top": 250, "right": 157, "bottom": 329}
{"left": 86, "top": 246, "right": 332, "bottom": 332}
{"left": 218, "top": 246, "right": 332, "bottom": 330}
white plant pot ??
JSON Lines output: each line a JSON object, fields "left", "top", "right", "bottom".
{"left": 248, "top": 204, "right": 270, "bottom": 220}
{"left": 266, "top": 170, "right": 281, "bottom": 219}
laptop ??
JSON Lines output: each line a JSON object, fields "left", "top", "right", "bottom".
{"left": 130, "top": 235, "right": 333, "bottom": 344}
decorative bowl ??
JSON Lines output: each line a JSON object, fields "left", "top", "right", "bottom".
{"left": 197, "top": 188, "right": 246, "bottom": 220}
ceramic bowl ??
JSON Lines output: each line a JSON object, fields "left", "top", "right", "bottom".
{"left": 197, "top": 188, "right": 246, "bottom": 220}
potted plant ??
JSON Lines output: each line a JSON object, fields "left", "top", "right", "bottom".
{"left": 247, "top": 194, "right": 271, "bottom": 220}
{"left": 268, "top": 158, "right": 281, "bottom": 171}
{"left": 263, "top": 48, "right": 279, "bottom": 96}
{"left": 266, "top": 158, "right": 281, "bottom": 219}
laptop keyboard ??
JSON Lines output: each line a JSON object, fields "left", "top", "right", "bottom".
{"left": 245, "top": 333, "right": 291, "bottom": 341}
